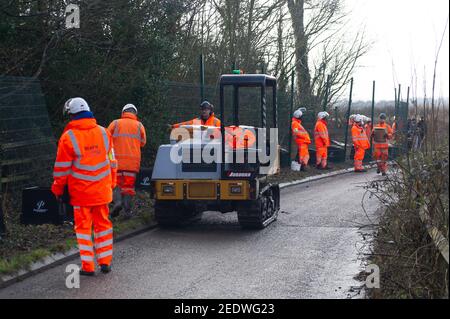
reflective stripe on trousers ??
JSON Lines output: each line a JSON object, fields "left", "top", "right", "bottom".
{"left": 73, "top": 205, "right": 113, "bottom": 271}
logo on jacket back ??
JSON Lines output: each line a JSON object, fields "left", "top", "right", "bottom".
{"left": 33, "top": 201, "right": 48, "bottom": 213}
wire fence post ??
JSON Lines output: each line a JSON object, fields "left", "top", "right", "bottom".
{"left": 371, "top": 80, "right": 376, "bottom": 154}
{"left": 322, "top": 74, "right": 331, "bottom": 112}
{"left": 199, "top": 54, "right": 205, "bottom": 102}
{"left": 288, "top": 70, "right": 295, "bottom": 160}
{"left": 343, "top": 77, "right": 354, "bottom": 162}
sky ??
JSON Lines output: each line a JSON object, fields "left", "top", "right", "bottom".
{"left": 344, "top": 0, "right": 449, "bottom": 101}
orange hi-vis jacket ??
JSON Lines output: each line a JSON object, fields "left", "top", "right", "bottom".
{"left": 107, "top": 113, "right": 146, "bottom": 173}
{"left": 225, "top": 126, "right": 256, "bottom": 149}
{"left": 314, "top": 119, "right": 330, "bottom": 148}
{"left": 291, "top": 118, "right": 311, "bottom": 145}
{"left": 352, "top": 124, "right": 370, "bottom": 150}
{"left": 172, "top": 113, "right": 221, "bottom": 128}
{"left": 52, "top": 118, "right": 117, "bottom": 206}
{"left": 372, "top": 122, "right": 393, "bottom": 149}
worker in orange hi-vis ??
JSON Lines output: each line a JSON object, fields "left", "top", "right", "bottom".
{"left": 291, "top": 109, "right": 311, "bottom": 171}
{"left": 314, "top": 111, "right": 331, "bottom": 170}
{"left": 351, "top": 115, "right": 371, "bottom": 173}
{"left": 372, "top": 113, "right": 393, "bottom": 176}
{"left": 107, "top": 104, "right": 146, "bottom": 219}
{"left": 225, "top": 126, "right": 257, "bottom": 150}
{"left": 171, "top": 100, "right": 221, "bottom": 129}
{"left": 52, "top": 98, "right": 117, "bottom": 276}
{"left": 364, "top": 116, "right": 373, "bottom": 140}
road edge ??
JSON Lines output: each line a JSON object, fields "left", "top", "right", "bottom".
{"left": 0, "top": 222, "right": 158, "bottom": 289}
{"left": 279, "top": 163, "right": 377, "bottom": 190}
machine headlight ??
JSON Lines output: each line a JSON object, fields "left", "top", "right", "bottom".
{"left": 162, "top": 184, "right": 175, "bottom": 194}
{"left": 230, "top": 185, "right": 242, "bottom": 194}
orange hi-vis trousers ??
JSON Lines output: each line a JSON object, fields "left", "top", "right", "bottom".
{"left": 74, "top": 205, "right": 113, "bottom": 272}
{"left": 117, "top": 171, "right": 137, "bottom": 196}
{"left": 373, "top": 147, "right": 389, "bottom": 173}
{"left": 297, "top": 143, "right": 310, "bottom": 166}
{"left": 316, "top": 147, "right": 328, "bottom": 168}
{"left": 354, "top": 147, "right": 366, "bottom": 171}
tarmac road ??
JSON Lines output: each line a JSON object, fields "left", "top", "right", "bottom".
{"left": 0, "top": 170, "right": 380, "bottom": 299}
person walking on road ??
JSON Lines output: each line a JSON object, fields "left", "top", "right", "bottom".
{"left": 351, "top": 115, "right": 370, "bottom": 173}
{"left": 107, "top": 104, "right": 146, "bottom": 219}
{"left": 52, "top": 97, "right": 117, "bottom": 276}
{"left": 372, "top": 113, "right": 393, "bottom": 176}
{"left": 291, "top": 109, "right": 311, "bottom": 171}
{"left": 314, "top": 112, "right": 331, "bottom": 170}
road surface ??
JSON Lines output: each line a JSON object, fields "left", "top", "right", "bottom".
{"left": 0, "top": 170, "right": 380, "bottom": 299}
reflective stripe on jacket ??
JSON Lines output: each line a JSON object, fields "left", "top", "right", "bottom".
{"left": 172, "top": 114, "right": 221, "bottom": 128}
{"left": 314, "top": 119, "right": 330, "bottom": 148}
{"left": 107, "top": 113, "right": 146, "bottom": 172}
{"left": 291, "top": 118, "right": 311, "bottom": 145}
{"left": 52, "top": 118, "right": 116, "bottom": 206}
{"left": 352, "top": 124, "right": 370, "bottom": 150}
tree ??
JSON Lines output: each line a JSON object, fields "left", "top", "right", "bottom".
{"left": 286, "top": 0, "right": 369, "bottom": 112}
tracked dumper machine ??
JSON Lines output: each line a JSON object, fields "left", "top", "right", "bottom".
{"left": 151, "top": 74, "right": 281, "bottom": 229}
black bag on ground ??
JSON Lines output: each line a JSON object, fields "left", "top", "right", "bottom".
{"left": 21, "top": 187, "right": 63, "bottom": 225}
{"left": 136, "top": 167, "right": 153, "bottom": 191}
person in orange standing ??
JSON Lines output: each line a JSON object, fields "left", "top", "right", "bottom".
{"left": 364, "top": 116, "right": 373, "bottom": 140}
{"left": 171, "top": 100, "right": 221, "bottom": 128}
{"left": 351, "top": 115, "right": 370, "bottom": 173}
{"left": 372, "top": 113, "right": 393, "bottom": 176}
{"left": 52, "top": 97, "right": 117, "bottom": 276}
{"left": 314, "top": 112, "right": 331, "bottom": 170}
{"left": 291, "top": 109, "right": 311, "bottom": 171}
{"left": 107, "top": 104, "right": 146, "bottom": 219}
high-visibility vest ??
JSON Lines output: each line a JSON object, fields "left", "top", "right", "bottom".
{"left": 108, "top": 113, "right": 146, "bottom": 172}
{"left": 314, "top": 119, "right": 330, "bottom": 148}
{"left": 52, "top": 118, "right": 116, "bottom": 206}
{"left": 291, "top": 118, "right": 311, "bottom": 145}
{"left": 352, "top": 124, "right": 370, "bottom": 150}
{"left": 173, "top": 114, "right": 221, "bottom": 128}
{"left": 225, "top": 126, "right": 256, "bottom": 149}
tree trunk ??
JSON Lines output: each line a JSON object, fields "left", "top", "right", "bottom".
{"left": 287, "top": 0, "right": 312, "bottom": 109}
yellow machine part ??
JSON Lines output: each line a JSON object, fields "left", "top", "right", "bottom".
{"left": 154, "top": 180, "right": 251, "bottom": 201}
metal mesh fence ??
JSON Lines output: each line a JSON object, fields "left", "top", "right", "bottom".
{"left": 1, "top": 77, "right": 404, "bottom": 192}
{"left": 0, "top": 76, "right": 56, "bottom": 192}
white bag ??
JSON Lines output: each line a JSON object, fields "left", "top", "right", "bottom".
{"left": 291, "top": 161, "right": 301, "bottom": 171}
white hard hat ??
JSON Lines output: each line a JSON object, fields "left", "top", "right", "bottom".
{"left": 354, "top": 115, "right": 363, "bottom": 123}
{"left": 63, "top": 97, "right": 90, "bottom": 115}
{"left": 318, "top": 111, "right": 329, "bottom": 119}
{"left": 122, "top": 104, "right": 138, "bottom": 114}
{"left": 349, "top": 114, "right": 357, "bottom": 120}
{"left": 293, "top": 109, "right": 303, "bottom": 119}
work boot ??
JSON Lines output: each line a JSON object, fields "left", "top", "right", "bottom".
{"left": 111, "top": 187, "right": 122, "bottom": 217}
{"left": 79, "top": 269, "right": 95, "bottom": 277}
{"left": 100, "top": 264, "right": 111, "bottom": 274}
{"left": 122, "top": 194, "right": 134, "bottom": 219}
{"left": 300, "top": 165, "right": 308, "bottom": 172}
{"left": 376, "top": 168, "right": 381, "bottom": 174}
